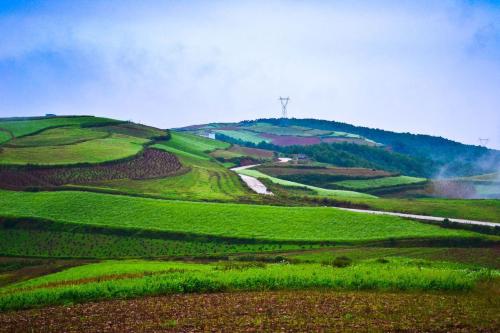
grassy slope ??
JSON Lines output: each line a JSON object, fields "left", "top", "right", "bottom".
{"left": 334, "top": 175, "right": 427, "bottom": 190}
{"left": 0, "top": 190, "right": 480, "bottom": 242}
{"left": 86, "top": 132, "right": 250, "bottom": 202}
{"left": 5, "top": 126, "right": 108, "bottom": 147}
{"left": 0, "top": 116, "right": 116, "bottom": 138}
{"left": 0, "top": 134, "right": 148, "bottom": 165}
{"left": 153, "top": 131, "right": 229, "bottom": 159}
{"left": 214, "top": 130, "right": 270, "bottom": 144}
{"left": 237, "top": 168, "right": 376, "bottom": 199}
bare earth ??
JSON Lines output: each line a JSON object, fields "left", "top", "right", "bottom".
{"left": 1, "top": 290, "right": 498, "bottom": 332}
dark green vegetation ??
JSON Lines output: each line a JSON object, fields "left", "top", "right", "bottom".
{"left": 181, "top": 118, "right": 500, "bottom": 178}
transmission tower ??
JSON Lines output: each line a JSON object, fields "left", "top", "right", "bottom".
{"left": 478, "top": 138, "right": 490, "bottom": 147}
{"left": 279, "top": 97, "right": 290, "bottom": 118}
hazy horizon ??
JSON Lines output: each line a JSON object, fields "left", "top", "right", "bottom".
{"left": 1, "top": 0, "right": 499, "bottom": 148}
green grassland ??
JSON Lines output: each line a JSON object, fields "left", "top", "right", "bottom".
{"left": 88, "top": 139, "right": 251, "bottom": 202}
{"left": 4, "top": 126, "right": 109, "bottom": 147}
{"left": 214, "top": 130, "right": 270, "bottom": 144}
{"left": 152, "top": 131, "right": 229, "bottom": 160}
{"left": 0, "top": 116, "right": 117, "bottom": 138}
{"left": 0, "top": 226, "right": 307, "bottom": 259}
{"left": 0, "top": 258, "right": 496, "bottom": 311}
{"left": 349, "top": 197, "right": 500, "bottom": 222}
{"left": 236, "top": 168, "right": 376, "bottom": 198}
{"left": 0, "top": 190, "right": 484, "bottom": 243}
{"left": 334, "top": 175, "right": 427, "bottom": 190}
{"left": 0, "top": 130, "right": 11, "bottom": 144}
{"left": 0, "top": 134, "right": 148, "bottom": 165}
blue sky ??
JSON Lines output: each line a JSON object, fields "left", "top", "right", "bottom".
{"left": 0, "top": 0, "right": 499, "bottom": 148}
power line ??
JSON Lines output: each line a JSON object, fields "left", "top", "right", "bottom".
{"left": 478, "top": 138, "right": 490, "bottom": 147}
{"left": 279, "top": 97, "right": 290, "bottom": 118}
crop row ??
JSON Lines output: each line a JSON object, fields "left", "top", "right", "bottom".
{"left": 0, "top": 149, "right": 183, "bottom": 189}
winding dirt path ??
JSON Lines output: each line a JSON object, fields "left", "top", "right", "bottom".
{"left": 231, "top": 164, "right": 273, "bottom": 195}
{"left": 336, "top": 207, "right": 500, "bottom": 227}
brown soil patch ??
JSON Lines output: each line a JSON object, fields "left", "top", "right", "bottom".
{"left": 0, "top": 149, "right": 183, "bottom": 189}
{"left": 1, "top": 290, "right": 498, "bottom": 332}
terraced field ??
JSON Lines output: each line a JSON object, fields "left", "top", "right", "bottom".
{"left": 0, "top": 190, "right": 481, "bottom": 242}
{"left": 0, "top": 134, "right": 148, "bottom": 165}
{"left": 4, "top": 126, "right": 109, "bottom": 147}
{"left": 0, "top": 116, "right": 117, "bottom": 138}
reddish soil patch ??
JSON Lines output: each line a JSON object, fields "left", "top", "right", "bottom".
{"left": 429, "top": 181, "right": 476, "bottom": 199}
{"left": 0, "top": 149, "right": 183, "bottom": 189}
{"left": 1, "top": 291, "right": 498, "bottom": 332}
{"left": 261, "top": 133, "right": 321, "bottom": 146}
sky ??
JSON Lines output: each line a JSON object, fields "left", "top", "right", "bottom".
{"left": 0, "top": 0, "right": 499, "bottom": 148}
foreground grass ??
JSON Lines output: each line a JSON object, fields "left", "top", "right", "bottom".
{"left": 0, "top": 190, "right": 482, "bottom": 243}
{"left": 0, "top": 134, "right": 148, "bottom": 165}
{"left": 0, "top": 258, "right": 496, "bottom": 311}
{"left": 236, "top": 168, "right": 376, "bottom": 198}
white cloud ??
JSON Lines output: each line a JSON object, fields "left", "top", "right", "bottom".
{"left": 0, "top": 0, "right": 499, "bottom": 148}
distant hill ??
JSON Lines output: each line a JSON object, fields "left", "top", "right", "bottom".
{"left": 179, "top": 118, "right": 500, "bottom": 178}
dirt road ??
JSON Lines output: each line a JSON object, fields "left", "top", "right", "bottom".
{"left": 231, "top": 164, "right": 273, "bottom": 195}
{"left": 337, "top": 207, "right": 500, "bottom": 227}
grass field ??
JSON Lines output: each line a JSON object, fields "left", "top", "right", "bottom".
{"left": 4, "top": 126, "right": 109, "bottom": 147}
{"left": 0, "top": 116, "right": 117, "bottom": 138}
{"left": 0, "top": 190, "right": 483, "bottom": 243}
{"left": 0, "top": 131, "right": 11, "bottom": 144}
{"left": 0, "top": 227, "right": 311, "bottom": 259}
{"left": 152, "top": 132, "right": 229, "bottom": 160}
{"left": 349, "top": 197, "right": 500, "bottom": 222}
{"left": 0, "top": 134, "right": 148, "bottom": 165}
{"left": 236, "top": 168, "right": 376, "bottom": 198}
{"left": 214, "top": 130, "right": 270, "bottom": 144}
{"left": 0, "top": 258, "right": 495, "bottom": 311}
{"left": 86, "top": 150, "right": 251, "bottom": 202}
{"left": 334, "top": 175, "right": 427, "bottom": 190}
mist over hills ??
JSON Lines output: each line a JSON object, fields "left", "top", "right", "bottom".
{"left": 180, "top": 117, "right": 500, "bottom": 178}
